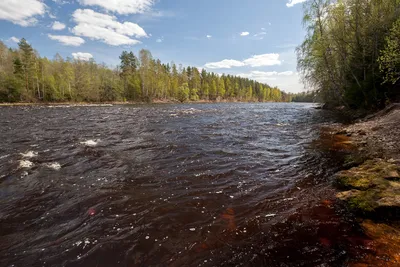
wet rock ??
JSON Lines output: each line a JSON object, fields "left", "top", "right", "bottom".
{"left": 343, "top": 154, "right": 367, "bottom": 169}
{"left": 336, "top": 159, "right": 400, "bottom": 216}
{"left": 354, "top": 220, "right": 400, "bottom": 266}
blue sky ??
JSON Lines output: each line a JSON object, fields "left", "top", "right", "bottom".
{"left": 0, "top": 0, "right": 307, "bottom": 93}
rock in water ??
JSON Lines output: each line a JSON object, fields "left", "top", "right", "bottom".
{"left": 336, "top": 159, "right": 400, "bottom": 216}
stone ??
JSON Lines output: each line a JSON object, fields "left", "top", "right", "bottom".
{"left": 337, "top": 190, "right": 361, "bottom": 201}
{"left": 336, "top": 159, "right": 400, "bottom": 216}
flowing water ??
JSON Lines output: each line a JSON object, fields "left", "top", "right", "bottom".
{"left": 0, "top": 103, "right": 372, "bottom": 267}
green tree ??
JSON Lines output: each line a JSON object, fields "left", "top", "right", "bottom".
{"left": 177, "top": 83, "right": 190, "bottom": 102}
{"left": 379, "top": 18, "right": 400, "bottom": 85}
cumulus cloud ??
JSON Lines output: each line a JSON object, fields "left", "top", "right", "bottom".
{"left": 0, "top": 0, "right": 46, "bottom": 26}
{"left": 51, "top": 21, "right": 66, "bottom": 30}
{"left": 79, "top": 0, "right": 154, "bottom": 15}
{"left": 286, "top": 0, "right": 307, "bottom": 8}
{"left": 240, "top": 32, "right": 250, "bottom": 36}
{"left": 48, "top": 34, "right": 85, "bottom": 46}
{"left": 243, "top": 53, "right": 281, "bottom": 67}
{"left": 71, "top": 9, "right": 147, "bottom": 46}
{"left": 72, "top": 52, "right": 93, "bottom": 61}
{"left": 205, "top": 53, "right": 281, "bottom": 69}
{"left": 206, "top": 35, "right": 212, "bottom": 39}
{"left": 156, "top": 37, "right": 164, "bottom": 43}
{"left": 205, "top": 60, "right": 245, "bottom": 69}
{"left": 8, "top": 37, "right": 20, "bottom": 43}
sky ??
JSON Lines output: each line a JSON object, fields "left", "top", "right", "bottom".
{"left": 0, "top": 0, "right": 308, "bottom": 93}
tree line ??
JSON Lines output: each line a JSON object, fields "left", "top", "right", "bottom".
{"left": 297, "top": 0, "right": 400, "bottom": 109}
{"left": 291, "top": 91, "right": 320, "bottom": 102}
{"left": 0, "top": 39, "right": 293, "bottom": 103}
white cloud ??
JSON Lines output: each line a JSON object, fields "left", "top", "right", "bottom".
{"left": 205, "top": 53, "right": 282, "bottom": 69}
{"left": 52, "top": 0, "right": 71, "bottom": 4}
{"left": 286, "top": 0, "right": 307, "bottom": 8}
{"left": 253, "top": 31, "right": 267, "bottom": 39}
{"left": 254, "top": 32, "right": 266, "bottom": 37}
{"left": 205, "top": 59, "right": 245, "bottom": 69}
{"left": 206, "top": 35, "right": 212, "bottom": 39}
{"left": 156, "top": 37, "right": 163, "bottom": 43}
{"left": 236, "top": 71, "right": 301, "bottom": 92}
{"left": 48, "top": 34, "right": 85, "bottom": 46}
{"left": 8, "top": 37, "right": 20, "bottom": 43}
{"left": 72, "top": 52, "right": 93, "bottom": 61}
{"left": 0, "top": 0, "right": 46, "bottom": 26}
{"left": 79, "top": 0, "right": 154, "bottom": 15}
{"left": 71, "top": 9, "right": 147, "bottom": 46}
{"left": 240, "top": 32, "right": 250, "bottom": 36}
{"left": 237, "top": 71, "right": 294, "bottom": 80}
{"left": 51, "top": 21, "right": 66, "bottom": 30}
{"left": 243, "top": 53, "right": 281, "bottom": 67}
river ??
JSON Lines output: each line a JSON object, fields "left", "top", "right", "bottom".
{"left": 0, "top": 103, "right": 371, "bottom": 266}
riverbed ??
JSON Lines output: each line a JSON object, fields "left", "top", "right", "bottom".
{"left": 0, "top": 103, "right": 372, "bottom": 266}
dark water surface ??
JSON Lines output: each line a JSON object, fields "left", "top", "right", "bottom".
{"left": 0, "top": 103, "right": 369, "bottom": 266}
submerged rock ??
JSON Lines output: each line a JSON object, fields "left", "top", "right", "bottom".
{"left": 349, "top": 220, "right": 400, "bottom": 266}
{"left": 336, "top": 159, "right": 400, "bottom": 216}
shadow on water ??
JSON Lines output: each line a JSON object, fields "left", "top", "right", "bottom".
{"left": 0, "top": 103, "right": 380, "bottom": 266}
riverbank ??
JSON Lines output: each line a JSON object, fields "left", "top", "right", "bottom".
{"left": 331, "top": 104, "right": 400, "bottom": 266}
{"left": 0, "top": 99, "right": 293, "bottom": 106}
{"left": 0, "top": 101, "right": 176, "bottom": 106}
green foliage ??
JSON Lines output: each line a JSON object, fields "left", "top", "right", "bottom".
{"left": 291, "top": 91, "right": 319, "bottom": 102}
{"left": 0, "top": 39, "right": 289, "bottom": 103}
{"left": 379, "top": 18, "right": 400, "bottom": 85}
{"left": 177, "top": 83, "right": 190, "bottom": 102}
{"left": 0, "top": 76, "right": 22, "bottom": 102}
{"left": 297, "top": 0, "right": 400, "bottom": 109}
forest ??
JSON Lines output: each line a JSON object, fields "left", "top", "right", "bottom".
{"left": 291, "top": 91, "right": 320, "bottom": 102}
{"left": 297, "top": 0, "right": 400, "bottom": 109}
{"left": 0, "top": 39, "right": 292, "bottom": 103}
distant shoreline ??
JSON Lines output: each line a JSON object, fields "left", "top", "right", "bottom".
{"left": 0, "top": 100, "right": 314, "bottom": 106}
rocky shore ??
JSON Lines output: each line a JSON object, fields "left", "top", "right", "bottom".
{"left": 332, "top": 104, "right": 400, "bottom": 265}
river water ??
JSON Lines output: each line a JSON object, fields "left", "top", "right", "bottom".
{"left": 0, "top": 103, "right": 371, "bottom": 266}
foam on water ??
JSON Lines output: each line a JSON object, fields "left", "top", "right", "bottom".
{"left": 48, "top": 104, "right": 113, "bottom": 108}
{"left": 80, "top": 140, "right": 99, "bottom": 147}
{"left": 20, "top": 151, "right": 38, "bottom": 158}
{"left": 19, "top": 160, "right": 34, "bottom": 169}
{"left": 44, "top": 162, "right": 61, "bottom": 170}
